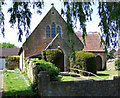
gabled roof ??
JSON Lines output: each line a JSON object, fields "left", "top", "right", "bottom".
{"left": 0, "top": 48, "right": 19, "bottom": 58}
{"left": 76, "top": 32, "right": 105, "bottom": 52}
{"left": 28, "top": 38, "right": 53, "bottom": 57}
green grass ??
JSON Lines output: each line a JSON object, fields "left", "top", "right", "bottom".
{"left": 81, "top": 70, "right": 119, "bottom": 80}
{"left": 56, "top": 75, "right": 80, "bottom": 81}
{"left": 3, "top": 69, "right": 38, "bottom": 97}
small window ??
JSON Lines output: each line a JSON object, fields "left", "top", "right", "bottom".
{"left": 51, "top": 11, "right": 54, "bottom": 15}
{"left": 57, "top": 26, "right": 61, "bottom": 35}
{"left": 51, "top": 23, "right": 56, "bottom": 37}
{"left": 46, "top": 26, "right": 50, "bottom": 38}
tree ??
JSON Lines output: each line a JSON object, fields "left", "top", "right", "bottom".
{"left": 0, "top": 1, "right": 120, "bottom": 48}
{"left": 108, "top": 49, "right": 116, "bottom": 59}
{"left": 0, "top": 42, "right": 18, "bottom": 48}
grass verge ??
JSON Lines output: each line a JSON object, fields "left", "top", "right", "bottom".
{"left": 57, "top": 75, "right": 80, "bottom": 81}
{"left": 2, "top": 69, "right": 38, "bottom": 97}
{"left": 81, "top": 70, "right": 119, "bottom": 80}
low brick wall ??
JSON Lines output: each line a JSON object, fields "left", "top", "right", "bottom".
{"left": 38, "top": 71, "right": 120, "bottom": 96}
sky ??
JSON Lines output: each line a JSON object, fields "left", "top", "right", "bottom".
{"left": 0, "top": 0, "right": 101, "bottom": 48}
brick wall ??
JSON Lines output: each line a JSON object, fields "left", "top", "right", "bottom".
{"left": 38, "top": 71, "right": 120, "bottom": 96}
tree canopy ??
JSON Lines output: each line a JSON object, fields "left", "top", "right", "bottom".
{"left": 0, "top": 1, "right": 120, "bottom": 48}
{"left": 0, "top": 42, "right": 18, "bottom": 48}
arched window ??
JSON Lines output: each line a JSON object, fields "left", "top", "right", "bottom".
{"left": 46, "top": 26, "right": 50, "bottom": 38}
{"left": 51, "top": 23, "right": 56, "bottom": 37}
{"left": 57, "top": 26, "right": 61, "bottom": 35}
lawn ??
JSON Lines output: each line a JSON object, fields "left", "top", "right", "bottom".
{"left": 57, "top": 75, "right": 80, "bottom": 81}
{"left": 2, "top": 68, "right": 80, "bottom": 97}
{"left": 81, "top": 70, "right": 119, "bottom": 80}
{"left": 3, "top": 68, "right": 119, "bottom": 97}
{"left": 2, "top": 69, "right": 38, "bottom": 97}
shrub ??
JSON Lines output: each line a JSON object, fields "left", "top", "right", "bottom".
{"left": 34, "top": 59, "right": 60, "bottom": 80}
{"left": 41, "top": 49, "right": 64, "bottom": 71}
{"left": 114, "top": 59, "right": 120, "bottom": 70}
{"left": 30, "top": 59, "right": 60, "bottom": 93}
{"left": 70, "top": 51, "right": 97, "bottom": 75}
{"left": 5, "top": 56, "right": 19, "bottom": 70}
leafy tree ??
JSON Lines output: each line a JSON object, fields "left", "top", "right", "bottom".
{"left": 0, "top": 1, "right": 120, "bottom": 48}
{"left": 0, "top": 42, "right": 18, "bottom": 48}
{"left": 108, "top": 49, "right": 116, "bottom": 59}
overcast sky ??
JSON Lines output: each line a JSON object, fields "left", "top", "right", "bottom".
{"left": 0, "top": 1, "right": 101, "bottom": 48}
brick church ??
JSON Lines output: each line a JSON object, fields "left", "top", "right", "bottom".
{"left": 18, "top": 5, "right": 107, "bottom": 72}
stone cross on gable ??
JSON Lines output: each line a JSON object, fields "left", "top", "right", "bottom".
{"left": 51, "top": 3, "right": 54, "bottom": 7}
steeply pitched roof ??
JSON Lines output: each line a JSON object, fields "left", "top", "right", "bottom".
{"left": 0, "top": 48, "right": 19, "bottom": 57}
{"left": 27, "top": 38, "right": 53, "bottom": 57}
{"left": 76, "top": 32, "right": 105, "bottom": 52}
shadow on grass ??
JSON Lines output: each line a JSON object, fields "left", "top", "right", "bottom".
{"left": 96, "top": 73, "right": 109, "bottom": 76}
{"left": 2, "top": 89, "right": 40, "bottom": 98}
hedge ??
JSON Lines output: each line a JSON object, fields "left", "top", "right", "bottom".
{"left": 29, "top": 59, "right": 60, "bottom": 93}
{"left": 5, "top": 56, "right": 19, "bottom": 70}
{"left": 41, "top": 49, "right": 64, "bottom": 71}
{"left": 70, "top": 51, "right": 97, "bottom": 75}
{"left": 31, "top": 59, "right": 60, "bottom": 80}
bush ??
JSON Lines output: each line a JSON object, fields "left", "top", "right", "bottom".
{"left": 114, "top": 59, "right": 120, "bottom": 70}
{"left": 70, "top": 51, "right": 97, "bottom": 75}
{"left": 30, "top": 59, "right": 60, "bottom": 93}
{"left": 41, "top": 49, "right": 64, "bottom": 71}
{"left": 5, "top": 56, "right": 19, "bottom": 70}
{"left": 33, "top": 59, "right": 60, "bottom": 80}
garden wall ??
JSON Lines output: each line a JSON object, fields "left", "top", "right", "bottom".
{"left": 25, "top": 61, "right": 36, "bottom": 83}
{"left": 38, "top": 71, "right": 120, "bottom": 96}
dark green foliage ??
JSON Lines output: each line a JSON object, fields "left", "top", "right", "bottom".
{"left": 114, "top": 59, "right": 120, "bottom": 70}
{"left": 5, "top": 56, "right": 19, "bottom": 70}
{"left": 34, "top": 59, "right": 60, "bottom": 80}
{"left": 1, "top": 1, "right": 119, "bottom": 47}
{"left": 98, "top": 2, "right": 120, "bottom": 48}
{"left": 41, "top": 49, "right": 64, "bottom": 71}
{"left": 62, "top": 2, "right": 93, "bottom": 45}
{"left": 0, "top": 42, "right": 18, "bottom": 48}
{"left": 4, "top": 2, "right": 44, "bottom": 41}
{"left": 70, "top": 51, "right": 96, "bottom": 75}
{"left": 108, "top": 49, "right": 116, "bottom": 59}
{"left": 42, "top": 49, "right": 63, "bottom": 64}
{"left": 30, "top": 59, "right": 60, "bottom": 93}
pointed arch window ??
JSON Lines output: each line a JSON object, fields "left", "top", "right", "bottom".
{"left": 57, "top": 26, "right": 61, "bottom": 35}
{"left": 51, "top": 23, "right": 56, "bottom": 37}
{"left": 46, "top": 26, "right": 50, "bottom": 38}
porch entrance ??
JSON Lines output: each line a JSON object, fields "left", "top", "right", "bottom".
{"left": 96, "top": 56, "right": 102, "bottom": 71}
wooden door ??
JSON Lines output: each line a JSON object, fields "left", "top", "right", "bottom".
{"left": 96, "top": 56, "right": 102, "bottom": 71}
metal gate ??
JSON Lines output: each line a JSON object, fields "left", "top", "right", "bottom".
{"left": 0, "top": 58, "right": 5, "bottom": 70}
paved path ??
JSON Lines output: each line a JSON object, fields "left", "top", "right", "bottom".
{"left": 0, "top": 70, "right": 3, "bottom": 98}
